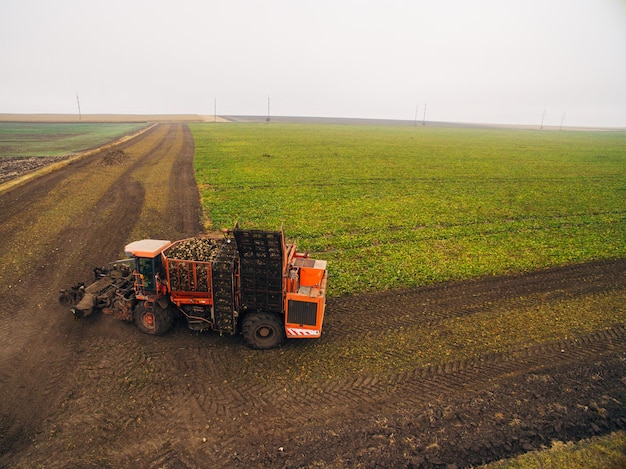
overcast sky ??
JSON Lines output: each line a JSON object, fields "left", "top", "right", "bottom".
{"left": 1, "top": 0, "right": 626, "bottom": 127}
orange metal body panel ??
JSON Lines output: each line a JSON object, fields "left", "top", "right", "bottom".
{"left": 283, "top": 253, "right": 327, "bottom": 339}
{"left": 284, "top": 295, "right": 326, "bottom": 339}
{"left": 299, "top": 266, "right": 325, "bottom": 287}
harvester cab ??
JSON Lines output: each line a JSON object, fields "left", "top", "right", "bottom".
{"left": 124, "top": 239, "right": 172, "bottom": 299}
{"left": 123, "top": 239, "right": 176, "bottom": 335}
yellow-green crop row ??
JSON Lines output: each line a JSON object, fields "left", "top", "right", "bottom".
{"left": 482, "top": 431, "right": 626, "bottom": 469}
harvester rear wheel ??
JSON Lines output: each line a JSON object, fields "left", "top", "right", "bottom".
{"left": 242, "top": 312, "right": 285, "bottom": 350}
{"left": 134, "top": 301, "right": 173, "bottom": 336}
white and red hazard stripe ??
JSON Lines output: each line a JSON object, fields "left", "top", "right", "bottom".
{"left": 286, "top": 327, "right": 321, "bottom": 337}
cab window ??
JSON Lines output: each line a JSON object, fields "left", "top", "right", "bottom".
{"left": 137, "top": 257, "right": 161, "bottom": 290}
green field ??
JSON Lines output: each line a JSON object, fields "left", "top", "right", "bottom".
{"left": 190, "top": 123, "right": 626, "bottom": 296}
{"left": 0, "top": 122, "right": 147, "bottom": 157}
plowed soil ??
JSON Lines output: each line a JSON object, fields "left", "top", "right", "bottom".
{"left": 0, "top": 123, "right": 624, "bottom": 468}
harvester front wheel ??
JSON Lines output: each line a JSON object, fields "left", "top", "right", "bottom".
{"left": 134, "top": 301, "right": 173, "bottom": 336}
{"left": 242, "top": 312, "right": 285, "bottom": 350}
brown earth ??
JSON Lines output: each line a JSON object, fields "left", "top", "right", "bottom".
{"left": 0, "top": 156, "right": 71, "bottom": 185}
{"left": 0, "top": 123, "right": 625, "bottom": 468}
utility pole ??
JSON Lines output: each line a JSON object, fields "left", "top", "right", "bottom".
{"left": 76, "top": 93, "right": 82, "bottom": 120}
{"left": 559, "top": 111, "right": 565, "bottom": 131}
{"left": 414, "top": 104, "right": 419, "bottom": 126}
{"left": 540, "top": 109, "right": 546, "bottom": 130}
{"left": 266, "top": 96, "right": 271, "bottom": 122}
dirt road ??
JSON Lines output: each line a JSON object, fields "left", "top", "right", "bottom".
{"left": 0, "top": 123, "right": 624, "bottom": 468}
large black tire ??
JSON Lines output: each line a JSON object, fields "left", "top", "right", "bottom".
{"left": 242, "top": 312, "right": 285, "bottom": 350}
{"left": 134, "top": 301, "right": 174, "bottom": 336}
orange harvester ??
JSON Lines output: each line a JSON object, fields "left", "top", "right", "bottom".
{"left": 59, "top": 227, "right": 327, "bottom": 349}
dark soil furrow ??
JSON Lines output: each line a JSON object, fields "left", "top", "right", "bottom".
{"left": 325, "top": 258, "right": 626, "bottom": 340}
{"left": 239, "top": 353, "right": 626, "bottom": 468}
{"left": 164, "top": 322, "right": 626, "bottom": 465}
{"left": 284, "top": 324, "right": 626, "bottom": 426}
{"left": 0, "top": 124, "right": 206, "bottom": 468}
{"left": 168, "top": 124, "right": 203, "bottom": 238}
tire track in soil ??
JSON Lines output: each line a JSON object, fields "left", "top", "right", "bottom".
{"left": 0, "top": 123, "right": 200, "bottom": 466}
{"left": 0, "top": 143, "right": 145, "bottom": 460}
{"left": 223, "top": 324, "right": 626, "bottom": 430}
{"left": 291, "top": 354, "right": 626, "bottom": 468}
{"left": 41, "top": 123, "right": 203, "bottom": 456}
{"left": 216, "top": 325, "right": 626, "bottom": 468}
{"left": 125, "top": 123, "right": 202, "bottom": 240}
{"left": 324, "top": 257, "right": 626, "bottom": 341}
{"left": 167, "top": 124, "right": 203, "bottom": 238}
{"left": 179, "top": 258, "right": 626, "bottom": 422}
{"left": 127, "top": 295, "right": 626, "bottom": 467}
